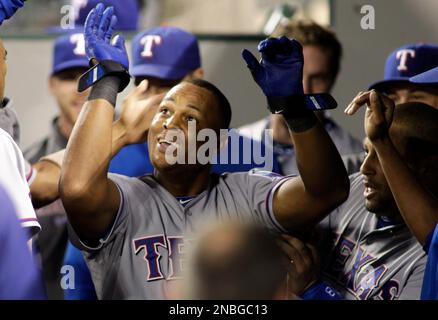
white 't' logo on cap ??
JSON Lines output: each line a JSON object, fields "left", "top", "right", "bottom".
{"left": 140, "top": 35, "right": 162, "bottom": 58}
{"left": 70, "top": 33, "right": 86, "bottom": 56}
{"left": 396, "top": 49, "right": 416, "bottom": 71}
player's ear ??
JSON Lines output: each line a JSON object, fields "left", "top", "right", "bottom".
{"left": 48, "top": 75, "right": 58, "bottom": 94}
{"left": 184, "top": 68, "right": 204, "bottom": 81}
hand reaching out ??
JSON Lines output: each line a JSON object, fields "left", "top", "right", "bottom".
{"left": 345, "top": 90, "right": 395, "bottom": 142}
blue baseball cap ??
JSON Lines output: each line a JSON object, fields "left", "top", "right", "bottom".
{"left": 410, "top": 65, "right": 438, "bottom": 84}
{"left": 369, "top": 44, "right": 438, "bottom": 90}
{"left": 52, "top": 33, "right": 89, "bottom": 75}
{"left": 131, "top": 26, "right": 201, "bottom": 80}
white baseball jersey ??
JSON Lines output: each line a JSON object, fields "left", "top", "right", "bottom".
{"left": 0, "top": 128, "right": 40, "bottom": 238}
{"left": 69, "top": 170, "right": 289, "bottom": 300}
{"left": 318, "top": 173, "right": 427, "bottom": 300}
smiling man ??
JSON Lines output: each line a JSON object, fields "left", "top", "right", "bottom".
{"left": 60, "top": 4, "right": 348, "bottom": 299}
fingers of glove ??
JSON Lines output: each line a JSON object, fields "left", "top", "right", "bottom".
{"left": 93, "top": 3, "right": 105, "bottom": 34}
{"left": 104, "top": 15, "right": 118, "bottom": 44}
{"left": 112, "top": 34, "right": 126, "bottom": 52}
{"left": 241, "top": 49, "right": 262, "bottom": 73}
{"left": 98, "top": 6, "right": 114, "bottom": 40}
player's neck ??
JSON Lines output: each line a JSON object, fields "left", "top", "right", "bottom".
{"left": 154, "top": 165, "right": 211, "bottom": 198}
{"left": 57, "top": 115, "right": 74, "bottom": 140}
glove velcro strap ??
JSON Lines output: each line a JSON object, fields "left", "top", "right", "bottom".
{"left": 267, "top": 93, "right": 338, "bottom": 116}
{"left": 267, "top": 95, "right": 308, "bottom": 117}
{"left": 78, "top": 60, "right": 130, "bottom": 93}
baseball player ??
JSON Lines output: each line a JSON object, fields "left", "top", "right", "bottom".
{"left": 60, "top": 4, "right": 349, "bottom": 299}
{"left": 368, "top": 43, "right": 438, "bottom": 108}
{"left": 239, "top": 20, "right": 364, "bottom": 175}
{"left": 366, "top": 66, "right": 438, "bottom": 300}
{"left": 0, "top": 37, "right": 40, "bottom": 239}
{"left": 63, "top": 25, "right": 281, "bottom": 300}
{"left": 316, "top": 92, "right": 437, "bottom": 300}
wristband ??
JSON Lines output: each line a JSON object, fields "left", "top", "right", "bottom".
{"left": 87, "top": 75, "right": 120, "bottom": 107}
{"left": 284, "top": 110, "right": 318, "bottom": 133}
{"left": 78, "top": 60, "right": 130, "bottom": 93}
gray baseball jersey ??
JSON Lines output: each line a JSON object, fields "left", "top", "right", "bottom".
{"left": 69, "top": 170, "right": 289, "bottom": 300}
{"left": 317, "top": 173, "right": 427, "bottom": 300}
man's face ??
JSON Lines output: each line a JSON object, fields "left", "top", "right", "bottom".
{"left": 302, "top": 45, "right": 334, "bottom": 94}
{"left": 384, "top": 82, "right": 438, "bottom": 109}
{"left": 0, "top": 39, "right": 7, "bottom": 102}
{"left": 360, "top": 138, "right": 398, "bottom": 216}
{"left": 49, "top": 67, "right": 90, "bottom": 125}
{"left": 147, "top": 83, "right": 221, "bottom": 171}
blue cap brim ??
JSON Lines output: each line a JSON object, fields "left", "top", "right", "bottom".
{"left": 410, "top": 66, "right": 438, "bottom": 84}
{"left": 52, "top": 59, "right": 89, "bottom": 75}
{"left": 368, "top": 77, "right": 411, "bottom": 90}
{"left": 131, "top": 64, "right": 193, "bottom": 80}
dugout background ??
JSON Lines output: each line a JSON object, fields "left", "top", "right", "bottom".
{"left": 2, "top": 0, "right": 438, "bottom": 150}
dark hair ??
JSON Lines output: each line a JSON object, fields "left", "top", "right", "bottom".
{"left": 134, "top": 76, "right": 182, "bottom": 88}
{"left": 192, "top": 224, "right": 287, "bottom": 300}
{"left": 184, "top": 79, "right": 232, "bottom": 129}
{"left": 273, "top": 20, "right": 342, "bottom": 82}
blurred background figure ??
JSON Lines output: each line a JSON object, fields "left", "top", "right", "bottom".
{"left": 184, "top": 223, "right": 290, "bottom": 300}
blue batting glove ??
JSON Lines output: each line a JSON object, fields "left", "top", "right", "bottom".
{"left": 242, "top": 36, "right": 304, "bottom": 98}
{"left": 84, "top": 3, "right": 129, "bottom": 70}
{"left": 0, "top": 0, "right": 25, "bottom": 25}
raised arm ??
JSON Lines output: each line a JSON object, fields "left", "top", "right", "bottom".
{"left": 242, "top": 37, "right": 349, "bottom": 233}
{"left": 60, "top": 4, "right": 129, "bottom": 243}
{"left": 346, "top": 90, "right": 438, "bottom": 245}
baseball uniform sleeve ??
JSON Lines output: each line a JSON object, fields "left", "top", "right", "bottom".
{"left": 68, "top": 173, "right": 147, "bottom": 252}
{"left": 318, "top": 172, "right": 363, "bottom": 232}
{"left": 224, "top": 170, "right": 294, "bottom": 233}
{"left": 0, "top": 129, "right": 40, "bottom": 238}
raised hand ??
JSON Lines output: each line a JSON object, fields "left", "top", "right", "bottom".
{"left": 115, "top": 80, "right": 165, "bottom": 145}
{"left": 242, "top": 37, "right": 337, "bottom": 114}
{"left": 345, "top": 90, "right": 395, "bottom": 142}
{"left": 84, "top": 3, "right": 128, "bottom": 69}
{"left": 276, "top": 234, "right": 320, "bottom": 298}
{"left": 242, "top": 36, "right": 304, "bottom": 98}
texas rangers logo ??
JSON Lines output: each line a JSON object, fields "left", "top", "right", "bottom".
{"left": 133, "top": 235, "right": 186, "bottom": 282}
{"left": 140, "top": 35, "right": 162, "bottom": 58}
{"left": 396, "top": 49, "right": 416, "bottom": 71}
{"left": 70, "top": 33, "right": 86, "bottom": 56}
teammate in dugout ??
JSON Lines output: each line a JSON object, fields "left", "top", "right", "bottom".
{"left": 315, "top": 92, "right": 437, "bottom": 299}
{"left": 59, "top": 4, "right": 349, "bottom": 299}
